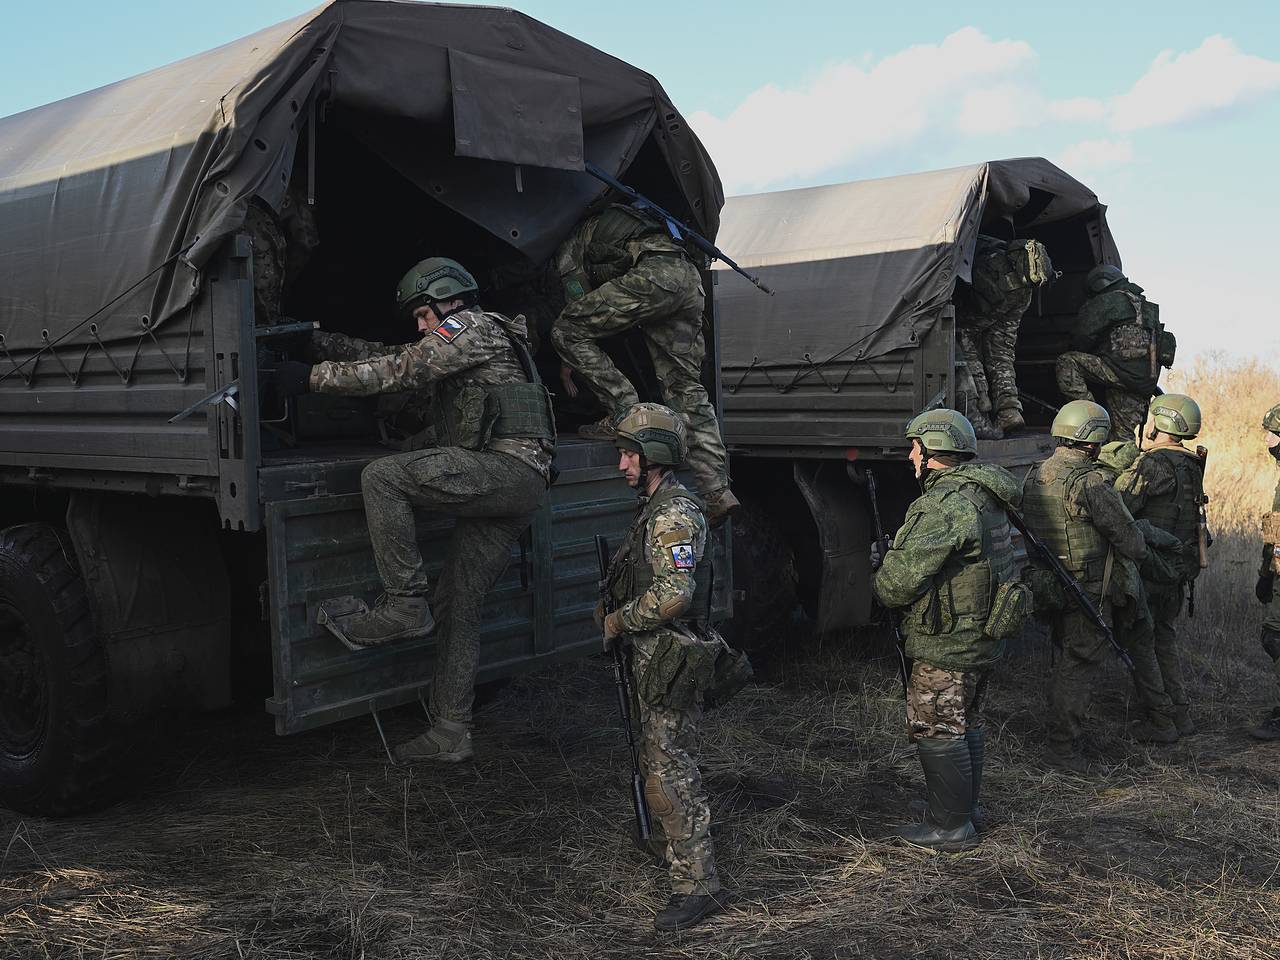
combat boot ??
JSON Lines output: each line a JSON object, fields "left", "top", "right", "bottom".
{"left": 705, "top": 488, "right": 741, "bottom": 529}
{"left": 894, "top": 738, "right": 977, "bottom": 852}
{"left": 654, "top": 893, "right": 724, "bottom": 932}
{"left": 393, "top": 718, "right": 474, "bottom": 764}
{"left": 577, "top": 416, "right": 617, "bottom": 440}
{"left": 1172, "top": 704, "right": 1198, "bottom": 737}
{"left": 1130, "top": 717, "right": 1179, "bottom": 744}
{"left": 994, "top": 406, "right": 1026, "bottom": 434}
{"left": 910, "top": 727, "right": 988, "bottom": 831}
{"left": 969, "top": 409, "right": 1004, "bottom": 441}
{"left": 1045, "top": 740, "right": 1090, "bottom": 775}
{"left": 334, "top": 594, "right": 434, "bottom": 649}
{"left": 1248, "top": 708, "right": 1280, "bottom": 741}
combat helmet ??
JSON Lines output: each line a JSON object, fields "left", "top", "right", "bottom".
{"left": 1263, "top": 404, "right": 1280, "bottom": 434}
{"left": 905, "top": 408, "right": 978, "bottom": 457}
{"left": 395, "top": 257, "right": 479, "bottom": 314}
{"left": 1147, "top": 394, "right": 1201, "bottom": 439}
{"left": 615, "top": 403, "right": 688, "bottom": 465}
{"left": 1085, "top": 264, "right": 1126, "bottom": 295}
{"left": 1052, "top": 400, "right": 1111, "bottom": 445}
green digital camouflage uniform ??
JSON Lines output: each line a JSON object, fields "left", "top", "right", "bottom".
{"left": 955, "top": 238, "right": 1050, "bottom": 430}
{"left": 1115, "top": 442, "right": 1207, "bottom": 719}
{"left": 307, "top": 308, "right": 552, "bottom": 723}
{"left": 1021, "top": 446, "right": 1169, "bottom": 750}
{"left": 607, "top": 473, "right": 719, "bottom": 897}
{"left": 874, "top": 463, "right": 1022, "bottom": 740}
{"left": 1056, "top": 279, "right": 1158, "bottom": 443}
{"left": 551, "top": 205, "right": 729, "bottom": 500}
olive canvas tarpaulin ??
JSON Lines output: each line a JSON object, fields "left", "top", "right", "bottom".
{"left": 0, "top": 0, "right": 723, "bottom": 355}
{"left": 713, "top": 158, "right": 1119, "bottom": 368}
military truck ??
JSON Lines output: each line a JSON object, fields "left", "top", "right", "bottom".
{"left": 713, "top": 159, "right": 1129, "bottom": 639}
{"left": 0, "top": 2, "right": 730, "bottom": 815}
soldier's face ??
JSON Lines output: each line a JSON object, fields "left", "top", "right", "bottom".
{"left": 618, "top": 449, "right": 643, "bottom": 487}
{"left": 1266, "top": 430, "right": 1280, "bottom": 451}
{"left": 908, "top": 439, "right": 925, "bottom": 478}
{"left": 412, "top": 304, "right": 441, "bottom": 335}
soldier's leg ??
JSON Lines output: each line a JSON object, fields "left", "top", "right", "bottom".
{"left": 1148, "top": 583, "right": 1192, "bottom": 732}
{"left": 957, "top": 326, "right": 992, "bottom": 412}
{"left": 1115, "top": 595, "right": 1178, "bottom": 739}
{"left": 1047, "top": 608, "right": 1110, "bottom": 768}
{"left": 1249, "top": 624, "right": 1280, "bottom": 740}
{"left": 633, "top": 637, "right": 719, "bottom": 898}
{"left": 956, "top": 326, "right": 1001, "bottom": 439}
{"left": 1055, "top": 351, "right": 1114, "bottom": 403}
{"left": 1105, "top": 389, "right": 1150, "bottom": 444}
{"left": 985, "top": 296, "right": 1030, "bottom": 430}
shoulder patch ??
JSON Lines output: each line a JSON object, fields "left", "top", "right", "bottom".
{"left": 657, "top": 530, "right": 691, "bottom": 548}
{"left": 432, "top": 315, "right": 469, "bottom": 343}
{"left": 668, "top": 543, "right": 696, "bottom": 570}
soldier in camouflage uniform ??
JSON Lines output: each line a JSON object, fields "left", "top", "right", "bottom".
{"left": 1248, "top": 404, "right": 1280, "bottom": 740}
{"left": 1056, "top": 265, "right": 1168, "bottom": 443}
{"left": 270, "top": 258, "right": 554, "bottom": 763}
{"left": 551, "top": 204, "right": 739, "bottom": 527}
{"left": 955, "top": 236, "right": 1054, "bottom": 439}
{"left": 600, "top": 403, "right": 724, "bottom": 931}
{"left": 244, "top": 181, "right": 321, "bottom": 326}
{"left": 873, "top": 409, "right": 1024, "bottom": 850}
{"left": 1021, "top": 401, "right": 1177, "bottom": 772}
{"left": 1115, "top": 395, "right": 1207, "bottom": 737}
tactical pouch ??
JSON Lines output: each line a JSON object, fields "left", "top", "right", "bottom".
{"left": 703, "top": 629, "right": 753, "bottom": 711}
{"left": 1021, "top": 563, "right": 1066, "bottom": 614}
{"left": 637, "top": 632, "right": 719, "bottom": 711}
{"left": 983, "top": 580, "right": 1032, "bottom": 640}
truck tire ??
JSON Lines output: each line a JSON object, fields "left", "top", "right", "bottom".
{"left": 721, "top": 499, "right": 802, "bottom": 651}
{"left": 0, "top": 523, "right": 122, "bottom": 815}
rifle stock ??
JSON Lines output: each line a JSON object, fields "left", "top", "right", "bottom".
{"left": 595, "top": 534, "right": 651, "bottom": 841}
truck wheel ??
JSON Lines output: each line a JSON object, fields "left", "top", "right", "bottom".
{"left": 721, "top": 499, "right": 802, "bottom": 651}
{"left": 0, "top": 523, "right": 121, "bottom": 815}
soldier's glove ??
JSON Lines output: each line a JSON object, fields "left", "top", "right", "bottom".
{"left": 272, "top": 360, "right": 313, "bottom": 398}
{"left": 1258, "top": 575, "right": 1275, "bottom": 606}
{"left": 602, "top": 610, "right": 624, "bottom": 650}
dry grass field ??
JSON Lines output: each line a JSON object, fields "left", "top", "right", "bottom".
{"left": 2, "top": 361, "right": 1280, "bottom": 959}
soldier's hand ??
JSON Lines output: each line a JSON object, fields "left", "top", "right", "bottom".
{"left": 559, "top": 363, "right": 579, "bottom": 399}
{"left": 593, "top": 599, "right": 606, "bottom": 629}
{"left": 1258, "top": 575, "right": 1275, "bottom": 605}
{"left": 272, "top": 360, "right": 314, "bottom": 397}
{"left": 870, "top": 539, "right": 888, "bottom": 572}
{"left": 602, "top": 610, "right": 624, "bottom": 647}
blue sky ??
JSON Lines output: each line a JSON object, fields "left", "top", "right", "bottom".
{"left": 2, "top": 0, "right": 1277, "bottom": 365}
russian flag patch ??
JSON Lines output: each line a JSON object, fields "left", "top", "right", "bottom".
{"left": 432, "top": 315, "right": 469, "bottom": 343}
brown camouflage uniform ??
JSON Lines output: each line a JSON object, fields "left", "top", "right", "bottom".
{"left": 907, "top": 661, "right": 985, "bottom": 739}
{"left": 307, "top": 309, "right": 551, "bottom": 723}
{"left": 551, "top": 207, "right": 729, "bottom": 501}
{"left": 611, "top": 473, "right": 719, "bottom": 896}
{"left": 245, "top": 183, "right": 320, "bottom": 326}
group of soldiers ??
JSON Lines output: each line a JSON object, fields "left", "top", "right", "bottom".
{"left": 264, "top": 199, "right": 737, "bottom": 931}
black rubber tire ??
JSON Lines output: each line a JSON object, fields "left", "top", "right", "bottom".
{"left": 0, "top": 523, "right": 123, "bottom": 816}
{"left": 720, "top": 499, "right": 803, "bottom": 652}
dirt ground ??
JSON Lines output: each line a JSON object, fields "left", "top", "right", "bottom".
{"left": 3, "top": 622, "right": 1280, "bottom": 960}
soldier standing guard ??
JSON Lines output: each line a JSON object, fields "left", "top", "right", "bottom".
{"left": 551, "top": 203, "right": 739, "bottom": 527}
{"left": 600, "top": 403, "right": 725, "bottom": 931}
{"left": 269, "top": 257, "right": 555, "bottom": 763}
{"left": 873, "top": 410, "right": 1025, "bottom": 850}
{"left": 1249, "top": 404, "right": 1280, "bottom": 740}
{"left": 1115, "top": 395, "right": 1207, "bottom": 737}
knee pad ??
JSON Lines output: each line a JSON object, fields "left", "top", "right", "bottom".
{"left": 644, "top": 774, "right": 681, "bottom": 819}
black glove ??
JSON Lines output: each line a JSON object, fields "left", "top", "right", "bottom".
{"left": 271, "top": 360, "right": 313, "bottom": 398}
{"left": 1258, "top": 575, "right": 1275, "bottom": 605}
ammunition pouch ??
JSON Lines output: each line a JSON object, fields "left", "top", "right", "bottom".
{"left": 983, "top": 580, "right": 1032, "bottom": 640}
{"left": 486, "top": 381, "right": 556, "bottom": 443}
{"left": 703, "top": 628, "right": 753, "bottom": 711}
{"left": 637, "top": 630, "right": 719, "bottom": 710}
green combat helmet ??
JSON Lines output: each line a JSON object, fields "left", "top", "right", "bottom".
{"left": 395, "top": 257, "right": 479, "bottom": 314}
{"left": 1148, "top": 394, "right": 1202, "bottom": 439}
{"left": 1052, "top": 399, "right": 1111, "bottom": 444}
{"left": 905, "top": 408, "right": 978, "bottom": 457}
{"left": 615, "top": 402, "right": 688, "bottom": 465}
{"left": 1263, "top": 404, "right": 1280, "bottom": 434}
{"left": 1085, "top": 264, "right": 1126, "bottom": 295}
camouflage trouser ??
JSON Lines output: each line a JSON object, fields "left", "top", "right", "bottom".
{"left": 551, "top": 256, "right": 729, "bottom": 499}
{"left": 906, "top": 660, "right": 986, "bottom": 742}
{"left": 1054, "top": 352, "right": 1150, "bottom": 443}
{"left": 245, "top": 202, "right": 287, "bottom": 326}
{"left": 1047, "top": 604, "right": 1115, "bottom": 746}
{"left": 1147, "top": 581, "right": 1189, "bottom": 709}
{"left": 633, "top": 630, "right": 719, "bottom": 896}
{"left": 1114, "top": 594, "right": 1175, "bottom": 723}
{"left": 956, "top": 293, "right": 1029, "bottom": 416}
{"left": 360, "top": 447, "right": 546, "bottom": 723}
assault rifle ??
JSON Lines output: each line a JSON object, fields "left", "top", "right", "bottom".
{"left": 865, "top": 470, "right": 910, "bottom": 694}
{"left": 584, "top": 161, "right": 775, "bottom": 296}
{"left": 595, "top": 534, "right": 651, "bottom": 841}
{"left": 1007, "top": 508, "right": 1135, "bottom": 673}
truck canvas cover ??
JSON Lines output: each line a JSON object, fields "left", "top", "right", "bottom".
{"left": 713, "top": 158, "right": 1119, "bottom": 368}
{"left": 0, "top": 0, "right": 722, "bottom": 355}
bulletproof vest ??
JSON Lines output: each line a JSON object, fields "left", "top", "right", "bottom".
{"left": 1021, "top": 457, "right": 1111, "bottom": 585}
{"left": 906, "top": 474, "right": 1015, "bottom": 635}
{"left": 1132, "top": 447, "right": 1204, "bottom": 572}
{"left": 579, "top": 204, "right": 685, "bottom": 290}
{"left": 431, "top": 312, "right": 555, "bottom": 449}
{"left": 608, "top": 482, "right": 711, "bottom": 618}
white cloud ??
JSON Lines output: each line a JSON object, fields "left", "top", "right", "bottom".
{"left": 1110, "top": 35, "right": 1280, "bottom": 132}
{"left": 1057, "top": 138, "right": 1134, "bottom": 172}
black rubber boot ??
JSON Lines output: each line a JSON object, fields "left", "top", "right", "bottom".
{"left": 654, "top": 893, "right": 723, "bottom": 931}
{"left": 910, "top": 727, "right": 988, "bottom": 831}
{"left": 894, "top": 738, "right": 977, "bottom": 851}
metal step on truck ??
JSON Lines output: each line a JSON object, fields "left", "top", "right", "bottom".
{"left": 713, "top": 158, "right": 1132, "bottom": 642}
{"left": 0, "top": 2, "right": 731, "bottom": 816}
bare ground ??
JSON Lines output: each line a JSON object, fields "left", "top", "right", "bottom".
{"left": 4, "top": 612, "right": 1280, "bottom": 960}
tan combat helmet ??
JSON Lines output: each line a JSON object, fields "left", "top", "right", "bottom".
{"left": 615, "top": 402, "right": 688, "bottom": 465}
